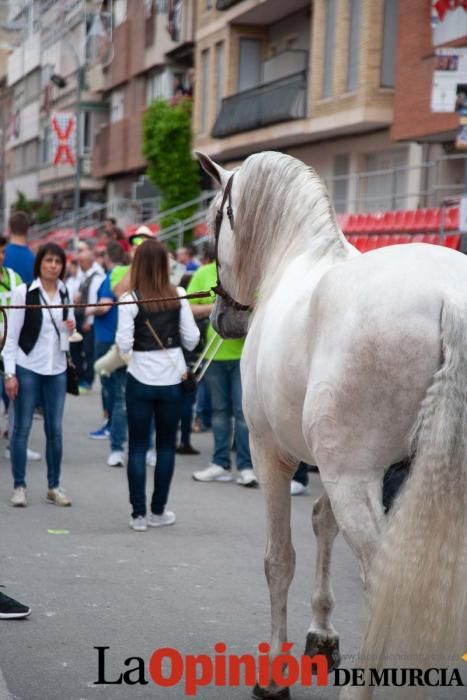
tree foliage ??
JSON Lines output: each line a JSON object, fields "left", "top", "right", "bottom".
{"left": 142, "top": 98, "right": 201, "bottom": 230}
{"left": 11, "top": 191, "right": 53, "bottom": 225}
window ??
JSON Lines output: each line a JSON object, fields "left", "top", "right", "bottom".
{"left": 381, "top": 0, "right": 399, "bottom": 88}
{"left": 238, "top": 38, "right": 261, "bottom": 92}
{"left": 322, "top": 0, "right": 337, "bottom": 98}
{"left": 364, "top": 149, "right": 407, "bottom": 211}
{"left": 215, "top": 41, "right": 224, "bottom": 113}
{"left": 113, "top": 0, "right": 127, "bottom": 27}
{"left": 24, "top": 70, "right": 41, "bottom": 104}
{"left": 333, "top": 154, "right": 350, "bottom": 213}
{"left": 42, "top": 125, "right": 52, "bottom": 165}
{"left": 110, "top": 89, "right": 124, "bottom": 122}
{"left": 146, "top": 70, "right": 172, "bottom": 103}
{"left": 200, "top": 49, "right": 209, "bottom": 132}
{"left": 82, "top": 112, "right": 93, "bottom": 154}
{"left": 347, "top": 0, "right": 361, "bottom": 92}
{"left": 24, "top": 140, "right": 38, "bottom": 171}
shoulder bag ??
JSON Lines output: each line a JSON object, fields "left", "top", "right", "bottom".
{"left": 39, "top": 289, "right": 80, "bottom": 396}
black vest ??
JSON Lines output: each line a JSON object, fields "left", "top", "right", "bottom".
{"left": 133, "top": 292, "right": 181, "bottom": 352}
{"left": 18, "top": 286, "right": 69, "bottom": 355}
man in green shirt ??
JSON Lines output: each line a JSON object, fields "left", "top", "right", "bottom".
{"left": 188, "top": 246, "right": 256, "bottom": 487}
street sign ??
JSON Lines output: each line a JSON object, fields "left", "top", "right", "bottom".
{"left": 458, "top": 195, "right": 467, "bottom": 233}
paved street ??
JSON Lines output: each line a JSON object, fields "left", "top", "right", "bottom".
{"left": 0, "top": 391, "right": 465, "bottom": 700}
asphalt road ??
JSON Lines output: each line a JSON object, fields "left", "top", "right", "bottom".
{"left": 0, "top": 390, "right": 465, "bottom": 700}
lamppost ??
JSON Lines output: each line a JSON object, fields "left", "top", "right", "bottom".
{"left": 50, "top": 49, "right": 82, "bottom": 250}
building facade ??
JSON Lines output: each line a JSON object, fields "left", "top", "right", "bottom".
{"left": 4, "top": 0, "right": 108, "bottom": 220}
{"left": 192, "top": 0, "right": 428, "bottom": 213}
{"left": 391, "top": 0, "right": 467, "bottom": 207}
{"left": 92, "top": 0, "right": 197, "bottom": 204}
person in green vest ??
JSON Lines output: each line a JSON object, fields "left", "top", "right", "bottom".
{"left": 187, "top": 243, "right": 257, "bottom": 487}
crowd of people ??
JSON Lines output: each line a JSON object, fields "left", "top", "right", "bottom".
{"left": 1, "top": 213, "right": 314, "bottom": 619}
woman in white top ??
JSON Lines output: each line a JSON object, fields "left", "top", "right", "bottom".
{"left": 116, "top": 239, "right": 199, "bottom": 531}
{"left": 3, "top": 243, "right": 76, "bottom": 507}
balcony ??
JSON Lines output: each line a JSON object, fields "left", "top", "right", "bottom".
{"left": 216, "top": 0, "right": 309, "bottom": 24}
{"left": 93, "top": 119, "right": 129, "bottom": 178}
{"left": 212, "top": 70, "right": 307, "bottom": 138}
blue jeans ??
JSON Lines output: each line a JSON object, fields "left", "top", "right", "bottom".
{"left": 11, "top": 366, "right": 67, "bottom": 489}
{"left": 126, "top": 374, "right": 182, "bottom": 518}
{"left": 195, "top": 377, "right": 211, "bottom": 428}
{"left": 95, "top": 341, "right": 113, "bottom": 417}
{"left": 95, "top": 342, "right": 127, "bottom": 451}
{"left": 110, "top": 366, "right": 127, "bottom": 452}
{"left": 203, "top": 360, "right": 252, "bottom": 471}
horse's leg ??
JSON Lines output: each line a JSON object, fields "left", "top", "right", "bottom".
{"left": 324, "top": 475, "right": 384, "bottom": 589}
{"left": 251, "top": 435, "right": 295, "bottom": 700}
{"left": 304, "top": 492, "right": 340, "bottom": 671}
{"left": 323, "top": 475, "right": 385, "bottom": 700}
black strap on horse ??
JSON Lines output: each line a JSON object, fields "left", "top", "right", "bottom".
{"left": 212, "top": 173, "right": 251, "bottom": 313}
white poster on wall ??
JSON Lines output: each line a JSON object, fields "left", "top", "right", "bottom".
{"left": 431, "top": 48, "right": 467, "bottom": 112}
{"left": 432, "top": 1, "right": 467, "bottom": 46}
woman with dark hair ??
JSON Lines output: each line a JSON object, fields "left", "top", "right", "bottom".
{"left": 3, "top": 243, "right": 75, "bottom": 507}
{"left": 116, "top": 239, "right": 199, "bottom": 531}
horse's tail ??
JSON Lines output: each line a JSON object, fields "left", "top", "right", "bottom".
{"left": 361, "top": 296, "right": 467, "bottom": 674}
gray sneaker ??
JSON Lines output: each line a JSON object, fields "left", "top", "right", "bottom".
{"left": 129, "top": 516, "right": 147, "bottom": 532}
{"left": 148, "top": 511, "right": 176, "bottom": 528}
{"left": 192, "top": 464, "right": 233, "bottom": 482}
{"left": 10, "top": 487, "right": 27, "bottom": 507}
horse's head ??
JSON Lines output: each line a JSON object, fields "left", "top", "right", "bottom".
{"left": 196, "top": 152, "right": 250, "bottom": 339}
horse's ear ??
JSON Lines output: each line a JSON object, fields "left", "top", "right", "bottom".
{"left": 195, "top": 152, "right": 231, "bottom": 188}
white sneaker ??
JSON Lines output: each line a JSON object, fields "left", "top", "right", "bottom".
{"left": 146, "top": 449, "right": 156, "bottom": 467}
{"left": 47, "top": 487, "right": 72, "bottom": 506}
{"left": 148, "top": 511, "right": 176, "bottom": 528}
{"left": 5, "top": 448, "right": 41, "bottom": 461}
{"left": 107, "top": 451, "right": 125, "bottom": 467}
{"left": 192, "top": 464, "right": 233, "bottom": 482}
{"left": 236, "top": 468, "right": 258, "bottom": 487}
{"left": 129, "top": 516, "right": 147, "bottom": 532}
{"left": 290, "top": 480, "right": 308, "bottom": 496}
{"left": 10, "top": 487, "right": 27, "bottom": 507}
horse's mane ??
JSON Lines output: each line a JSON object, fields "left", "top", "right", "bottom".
{"left": 229, "top": 152, "right": 347, "bottom": 301}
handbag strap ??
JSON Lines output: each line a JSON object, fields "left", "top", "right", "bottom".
{"left": 38, "top": 288, "right": 70, "bottom": 358}
{"left": 132, "top": 291, "right": 187, "bottom": 380}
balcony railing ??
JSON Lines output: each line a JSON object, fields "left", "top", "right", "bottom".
{"left": 212, "top": 70, "right": 307, "bottom": 138}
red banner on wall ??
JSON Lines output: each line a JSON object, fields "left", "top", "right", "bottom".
{"left": 51, "top": 112, "right": 76, "bottom": 166}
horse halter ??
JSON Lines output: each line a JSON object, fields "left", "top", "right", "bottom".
{"left": 212, "top": 173, "right": 251, "bottom": 312}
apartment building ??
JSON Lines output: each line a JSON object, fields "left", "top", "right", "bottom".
{"left": 92, "top": 0, "right": 197, "bottom": 202}
{"left": 193, "top": 0, "right": 422, "bottom": 213}
{"left": 4, "top": 0, "right": 107, "bottom": 219}
{"left": 391, "top": 0, "right": 467, "bottom": 207}
{"left": 0, "top": 1, "right": 13, "bottom": 228}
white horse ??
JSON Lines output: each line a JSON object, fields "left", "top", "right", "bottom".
{"left": 197, "top": 150, "right": 467, "bottom": 700}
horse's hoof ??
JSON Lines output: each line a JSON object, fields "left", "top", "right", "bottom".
{"left": 252, "top": 683, "right": 291, "bottom": 700}
{"left": 304, "top": 632, "right": 341, "bottom": 672}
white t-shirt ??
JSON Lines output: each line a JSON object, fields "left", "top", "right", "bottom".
{"left": 116, "top": 288, "right": 200, "bottom": 386}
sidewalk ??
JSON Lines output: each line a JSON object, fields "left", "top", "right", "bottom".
{"left": 0, "top": 391, "right": 463, "bottom": 699}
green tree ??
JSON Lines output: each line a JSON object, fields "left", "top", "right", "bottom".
{"left": 11, "top": 192, "right": 54, "bottom": 225}
{"left": 142, "top": 98, "right": 200, "bottom": 231}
